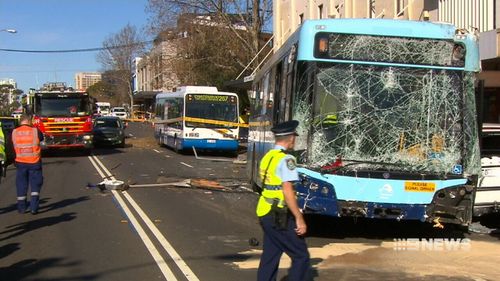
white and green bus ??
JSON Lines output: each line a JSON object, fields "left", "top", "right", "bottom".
{"left": 154, "top": 86, "right": 240, "bottom": 153}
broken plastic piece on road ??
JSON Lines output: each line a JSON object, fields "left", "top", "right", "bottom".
{"left": 191, "top": 179, "right": 228, "bottom": 191}
{"left": 103, "top": 179, "right": 125, "bottom": 190}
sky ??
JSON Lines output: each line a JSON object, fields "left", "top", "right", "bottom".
{"left": 0, "top": 0, "right": 151, "bottom": 93}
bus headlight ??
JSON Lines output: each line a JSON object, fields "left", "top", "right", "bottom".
{"left": 321, "top": 186, "right": 329, "bottom": 196}
{"left": 83, "top": 135, "right": 92, "bottom": 140}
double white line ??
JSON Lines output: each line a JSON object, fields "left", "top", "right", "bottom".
{"left": 88, "top": 155, "right": 200, "bottom": 281}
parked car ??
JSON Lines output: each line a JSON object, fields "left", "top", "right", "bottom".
{"left": 92, "top": 116, "right": 126, "bottom": 147}
{"left": 11, "top": 112, "right": 22, "bottom": 119}
{"left": 111, "top": 107, "right": 128, "bottom": 120}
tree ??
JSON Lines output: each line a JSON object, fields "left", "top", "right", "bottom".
{"left": 146, "top": 0, "right": 272, "bottom": 76}
{"left": 86, "top": 81, "right": 115, "bottom": 103}
{"left": 97, "top": 24, "right": 145, "bottom": 112}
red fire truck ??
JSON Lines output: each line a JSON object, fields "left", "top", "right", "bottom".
{"left": 29, "top": 82, "right": 94, "bottom": 151}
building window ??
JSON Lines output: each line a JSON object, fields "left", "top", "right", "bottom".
{"left": 299, "top": 13, "right": 304, "bottom": 24}
{"left": 318, "top": 4, "right": 323, "bottom": 19}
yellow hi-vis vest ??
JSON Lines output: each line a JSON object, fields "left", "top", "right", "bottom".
{"left": 0, "top": 122, "right": 5, "bottom": 161}
{"left": 256, "top": 149, "right": 287, "bottom": 217}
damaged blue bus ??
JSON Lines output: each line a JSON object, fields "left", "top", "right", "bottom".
{"left": 248, "top": 19, "right": 481, "bottom": 227}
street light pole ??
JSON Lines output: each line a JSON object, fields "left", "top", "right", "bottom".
{"left": 0, "top": 29, "right": 17, "bottom": 34}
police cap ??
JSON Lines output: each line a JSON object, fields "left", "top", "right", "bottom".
{"left": 271, "top": 120, "right": 299, "bottom": 136}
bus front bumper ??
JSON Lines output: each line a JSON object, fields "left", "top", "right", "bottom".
{"left": 296, "top": 178, "right": 475, "bottom": 226}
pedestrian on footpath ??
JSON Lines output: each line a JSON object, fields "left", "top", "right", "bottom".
{"left": 12, "top": 114, "right": 44, "bottom": 214}
{"left": 256, "top": 120, "right": 310, "bottom": 281}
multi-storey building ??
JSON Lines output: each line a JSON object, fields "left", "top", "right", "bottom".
{"left": 0, "top": 78, "right": 18, "bottom": 105}
{"left": 134, "top": 31, "right": 179, "bottom": 94}
{"left": 74, "top": 72, "right": 102, "bottom": 91}
{"left": 133, "top": 31, "right": 179, "bottom": 114}
{"left": 273, "top": 0, "right": 500, "bottom": 123}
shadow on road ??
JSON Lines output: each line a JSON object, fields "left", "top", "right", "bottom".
{"left": 0, "top": 257, "right": 97, "bottom": 281}
{"left": 0, "top": 242, "right": 20, "bottom": 259}
{"left": 0, "top": 212, "right": 77, "bottom": 242}
{"left": 0, "top": 203, "right": 18, "bottom": 215}
{"left": 305, "top": 215, "right": 467, "bottom": 240}
{"left": 38, "top": 196, "right": 90, "bottom": 214}
{"left": 91, "top": 147, "right": 126, "bottom": 156}
{"left": 1, "top": 197, "right": 88, "bottom": 216}
{"left": 473, "top": 213, "right": 500, "bottom": 240}
{"left": 42, "top": 150, "right": 91, "bottom": 158}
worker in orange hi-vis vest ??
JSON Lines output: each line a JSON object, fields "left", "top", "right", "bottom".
{"left": 12, "top": 114, "right": 44, "bottom": 214}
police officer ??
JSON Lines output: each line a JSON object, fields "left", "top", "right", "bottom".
{"left": 12, "top": 114, "right": 43, "bottom": 214}
{"left": 256, "top": 120, "right": 310, "bottom": 281}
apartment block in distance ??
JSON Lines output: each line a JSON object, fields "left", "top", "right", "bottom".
{"left": 75, "top": 72, "right": 102, "bottom": 91}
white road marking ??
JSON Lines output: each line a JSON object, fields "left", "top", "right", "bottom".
{"left": 111, "top": 190, "right": 178, "bottom": 280}
{"left": 88, "top": 156, "right": 106, "bottom": 178}
{"left": 123, "top": 192, "right": 201, "bottom": 281}
{"left": 88, "top": 155, "right": 178, "bottom": 281}
{"left": 153, "top": 149, "right": 161, "bottom": 153}
{"left": 180, "top": 162, "right": 193, "bottom": 168}
{"left": 165, "top": 155, "right": 171, "bottom": 158}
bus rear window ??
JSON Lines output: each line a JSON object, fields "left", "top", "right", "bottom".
{"left": 314, "top": 32, "right": 465, "bottom": 67}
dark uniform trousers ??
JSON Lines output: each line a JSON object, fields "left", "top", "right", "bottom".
{"left": 16, "top": 161, "right": 43, "bottom": 213}
{"left": 257, "top": 214, "right": 310, "bottom": 281}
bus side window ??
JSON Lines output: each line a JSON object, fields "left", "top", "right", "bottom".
{"left": 273, "top": 62, "right": 283, "bottom": 124}
{"left": 284, "top": 51, "right": 296, "bottom": 121}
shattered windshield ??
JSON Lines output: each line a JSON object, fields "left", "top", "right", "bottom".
{"left": 315, "top": 33, "right": 465, "bottom": 67}
{"left": 297, "top": 63, "right": 479, "bottom": 175}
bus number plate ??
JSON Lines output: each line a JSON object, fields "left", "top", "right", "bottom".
{"left": 404, "top": 182, "right": 436, "bottom": 192}
{"left": 207, "top": 139, "right": 216, "bottom": 143}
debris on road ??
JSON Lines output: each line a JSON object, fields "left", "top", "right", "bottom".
{"left": 130, "top": 179, "right": 191, "bottom": 188}
{"left": 191, "top": 179, "right": 228, "bottom": 191}
{"left": 125, "top": 177, "right": 253, "bottom": 193}
{"left": 248, "top": 237, "right": 259, "bottom": 246}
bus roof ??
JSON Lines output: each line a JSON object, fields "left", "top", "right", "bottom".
{"left": 297, "top": 19, "right": 479, "bottom": 72}
{"left": 301, "top": 19, "right": 458, "bottom": 40}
